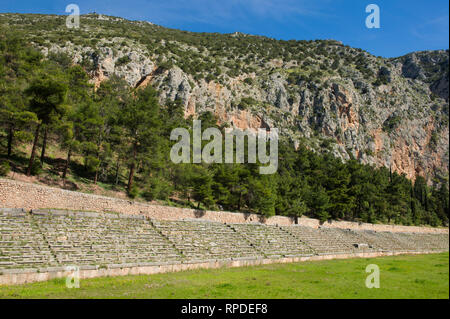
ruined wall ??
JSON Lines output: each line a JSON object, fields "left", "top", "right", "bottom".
{"left": 0, "top": 178, "right": 448, "bottom": 234}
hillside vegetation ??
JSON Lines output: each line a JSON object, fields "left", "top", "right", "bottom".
{"left": 0, "top": 13, "right": 448, "bottom": 226}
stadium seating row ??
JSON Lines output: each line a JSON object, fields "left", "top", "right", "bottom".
{"left": 0, "top": 208, "right": 448, "bottom": 271}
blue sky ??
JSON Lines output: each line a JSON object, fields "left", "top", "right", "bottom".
{"left": 0, "top": 0, "right": 448, "bottom": 57}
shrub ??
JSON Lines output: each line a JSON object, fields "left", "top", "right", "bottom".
{"left": 429, "top": 132, "right": 438, "bottom": 150}
{"left": 115, "top": 55, "right": 131, "bottom": 67}
{"left": 238, "top": 97, "right": 258, "bottom": 110}
{"left": 142, "top": 178, "right": 173, "bottom": 201}
{"left": 205, "top": 74, "right": 215, "bottom": 83}
{"left": 373, "top": 67, "right": 391, "bottom": 86}
{"left": 48, "top": 52, "right": 72, "bottom": 69}
{"left": 243, "top": 77, "right": 254, "bottom": 85}
{"left": 320, "top": 139, "right": 333, "bottom": 149}
{"left": 157, "top": 60, "right": 174, "bottom": 71}
{"left": 0, "top": 161, "right": 11, "bottom": 176}
{"left": 382, "top": 114, "right": 402, "bottom": 133}
{"left": 128, "top": 185, "right": 139, "bottom": 199}
{"left": 30, "top": 161, "right": 42, "bottom": 176}
{"left": 85, "top": 156, "right": 100, "bottom": 174}
{"left": 287, "top": 73, "right": 298, "bottom": 85}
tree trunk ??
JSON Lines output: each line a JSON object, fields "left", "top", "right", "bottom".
{"left": 40, "top": 126, "right": 48, "bottom": 165}
{"left": 94, "top": 164, "right": 99, "bottom": 184}
{"left": 127, "top": 143, "right": 137, "bottom": 192}
{"left": 115, "top": 157, "right": 120, "bottom": 185}
{"left": 7, "top": 124, "right": 13, "bottom": 158}
{"left": 26, "top": 123, "right": 41, "bottom": 176}
{"left": 127, "top": 162, "right": 135, "bottom": 192}
{"left": 93, "top": 143, "right": 101, "bottom": 184}
{"left": 62, "top": 147, "right": 72, "bottom": 179}
{"left": 237, "top": 192, "right": 242, "bottom": 211}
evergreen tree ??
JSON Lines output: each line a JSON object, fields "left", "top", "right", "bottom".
{"left": 248, "top": 175, "right": 277, "bottom": 217}
{"left": 119, "top": 86, "right": 162, "bottom": 193}
{"left": 24, "top": 76, "right": 67, "bottom": 176}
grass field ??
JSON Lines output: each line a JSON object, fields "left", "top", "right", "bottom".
{"left": 0, "top": 253, "right": 448, "bottom": 299}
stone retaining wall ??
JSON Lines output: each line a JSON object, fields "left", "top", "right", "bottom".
{"left": 1, "top": 178, "right": 448, "bottom": 234}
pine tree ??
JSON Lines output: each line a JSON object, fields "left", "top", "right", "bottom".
{"left": 119, "top": 86, "right": 162, "bottom": 193}
{"left": 25, "top": 76, "right": 67, "bottom": 176}
{"left": 192, "top": 166, "right": 215, "bottom": 209}
{"left": 248, "top": 175, "right": 277, "bottom": 217}
{"left": 308, "top": 185, "right": 330, "bottom": 222}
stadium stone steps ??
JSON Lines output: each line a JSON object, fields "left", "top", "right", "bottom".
{"left": 0, "top": 208, "right": 448, "bottom": 273}
{"left": 151, "top": 219, "right": 263, "bottom": 260}
{"left": 229, "top": 223, "right": 315, "bottom": 257}
{"left": 353, "top": 230, "right": 411, "bottom": 252}
{"left": 31, "top": 209, "right": 182, "bottom": 266}
{"left": 282, "top": 226, "right": 362, "bottom": 254}
{"left": 0, "top": 208, "right": 57, "bottom": 269}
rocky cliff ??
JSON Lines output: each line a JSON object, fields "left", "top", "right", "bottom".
{"left": 1, "top": 13, "right": 448, "bottom": 183}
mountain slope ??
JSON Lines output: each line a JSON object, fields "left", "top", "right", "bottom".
{"left": 1, "top": 13, "right": 448, "bottom": 183}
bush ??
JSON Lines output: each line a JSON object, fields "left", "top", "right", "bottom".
{"left": 85, "top": 156, "right": 100, "bottom": 174}
{"left": 128, "top": 185, "right": 139, "bottom": 199}
{"left": 243, "top": 77, "right": 254, "bottom": 85}
{"left": 429, "top": 132, "right": 438, "bottom": 150}
{"left": 382, "top": 114, "right": 402, "bottom": 133}
{"left": 115, "top": 55, "right": 131, "bottom": 67}
{"left": 30, "top": 161, "right": 42, "bottom": 176}
{"left": 48, "top": 52, "right": 72, "bottom": 69}
{"left": 0, "top": 161, "right": 11, "bottom": 176}
{"left": 287, "top": 73, "right": 299, "bottom": 85}
{"left": 238, "top": 97, "right": 258, "bottom": 110}
{"left": 320, "top": 139, "right": 333, "bottom": 149}
{"left": 205, "top": 74, "right": 215, "bottom": 83}
{"left": 142, "top": 178, "right": 173, "bottom": 201}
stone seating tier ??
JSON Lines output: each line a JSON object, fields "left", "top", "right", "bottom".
{"left": 0, "top": 208, "right": 448, "bottom": 271}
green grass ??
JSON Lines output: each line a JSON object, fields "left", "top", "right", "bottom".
{"left": 0, "top": 253, "right": 448, "bottom": 299}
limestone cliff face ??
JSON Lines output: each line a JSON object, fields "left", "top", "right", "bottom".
{"left": 99, "top": 53, "right": 449, "bottom": 182}
{"left": 4, "top": 13, "right": 448, "bottom": 184}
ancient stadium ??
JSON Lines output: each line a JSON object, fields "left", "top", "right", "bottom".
{"left": 0, "top": 179, "right": 448, "bottom": 287}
